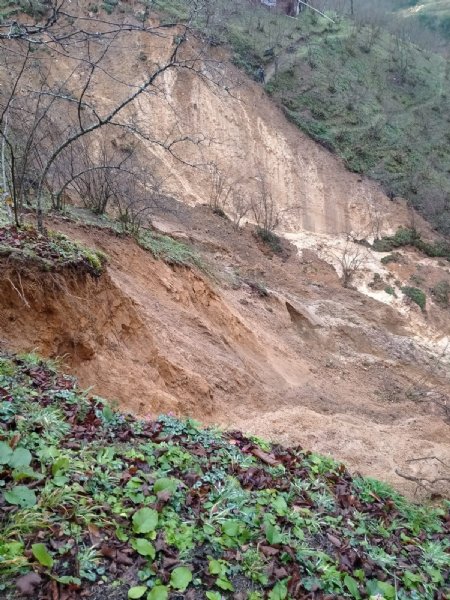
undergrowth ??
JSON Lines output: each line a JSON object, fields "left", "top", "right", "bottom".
{"left": 373, "top": 227, "right": 450, "bottom": 260}
{"left": 0, "top": 352, "right": 449, "bottom": 599}
{"left": 402, "top": 285, "right": 427, "bottom": 310}
{"left": 254, "top": 228, "right": 283, "bottom": 255}
{"left": 138, "top": 230, "right": 206, "bottom": 272}
{"left": 0, "top": 226, "right": 107, "bottom": 276}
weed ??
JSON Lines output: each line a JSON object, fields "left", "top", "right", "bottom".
{"left": 431, "top": 280, "right": 450, "bottom": 307}
{"left": 138, "top": 229, "right": 206, "bottom": 272}
{"left": 381, "top": 252, "right": 402, "bottom": 265}
{"left": 0, "top": 226, "right": 107, "bottom": 276}
{"left": 254, "top": 227, "right": 283, "bottom": 254}
{"left": 385, "top": 285, "right": 396, "bottom": 296}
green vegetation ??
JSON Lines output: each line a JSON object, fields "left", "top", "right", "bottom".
{"left": 381, "top": 252, "right": 402, "bottom": 264}
{"left": 384, "top": 285, "right": 396, "bottom": 296}
{"left": 0, "top": 226, "right": 107, "bottom": 276}
{"left": 0, "top": 0, "right": 46, "bottom": 21}
{"left": 0, "top": 352, "right": 449, "bottom": 599}
{"left": 397, "top": 0, "right": 450, "bottom": 39}
{"left": 138, "top": 229, "right": 206, "bottom": 271}
{"left": 254, "top": 227, "right": 283, "bottom": 254}
{"left": 373, "top": 227, "right": 450, "bottom": 260}
{"left": 431, "top": 279, "right": 450, "bottom": 306}
{"left": 402, "top": 285, "right": 427, "bottom": 310}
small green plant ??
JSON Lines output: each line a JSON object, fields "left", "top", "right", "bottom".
{"left": 244, "top": 279, "right": 269, "bottom": 297}
{"left": 431, "top": 280, "right": 450, "bottom": 307}
{"left": 385, "top": 286, "right": 396, "bottom": 296}
{"left": 381, "top": 252, "right": 402, "bottom": 265}
{"left": 402, "top": 286, "right": 426, "bottom": 310}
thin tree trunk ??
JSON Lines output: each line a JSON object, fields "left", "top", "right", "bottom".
{"left": 1, "top": 113, "right": 14, "bottom": 225}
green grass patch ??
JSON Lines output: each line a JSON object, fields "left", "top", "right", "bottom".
{"left": 0, "top": 352, "right": 449, "bottom": 599}
{"left": 0, "top": 226, "right": 107, "bottom": 276}
{"left": 138, "top": 230, "right": 205, "bottom": 271}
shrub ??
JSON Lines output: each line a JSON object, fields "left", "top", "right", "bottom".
{"left": 431, "top": 280, "right": 450, "bottom": 307}
{"left": 373, "top": 229, "right": 450, "bottom": 261}
{"left": 254, "top": 227, "right": 282, "bottom": 254}
{"left": 244, "top": 279, "right": 268, "bottom": 297}
{"left": 402, "top": 286, "right": 426, "bottom": 310}
{"left": 381, "top": 252, "right": 402, "bottom": 265}
{"left": 385, "top": 286, "right": 396, "bottom": 296}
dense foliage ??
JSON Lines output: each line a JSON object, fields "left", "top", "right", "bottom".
{"left": 0, "top": 353, "right": 449, "bottom": 599}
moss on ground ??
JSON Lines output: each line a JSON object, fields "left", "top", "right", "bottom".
{"left": 0, "top": 226, "right": 107, "bottom": 276}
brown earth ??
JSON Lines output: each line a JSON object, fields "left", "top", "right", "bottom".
{"left": 1, "top": 3, "right": 449, "bottom": 498}
{"left": 1, "top": 207, "right": 449, "bottom": 500}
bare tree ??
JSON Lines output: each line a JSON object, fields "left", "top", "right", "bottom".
{"left": 208, "top": 163, "right": 236, "bottom": 214}
{"left": 250, "top": 169, "right": 279, "bottom": 235}
{"left": 333, "top": 235, "right": 369, "bottom": 287}
{"left": 0, "top": 0, "right": 222, "bottom": 232}
{"left": 54, "top": 133, "right": 136, "bottom": 214}
{"left": 230, "top": 187, "right": 251, "bottom": 229}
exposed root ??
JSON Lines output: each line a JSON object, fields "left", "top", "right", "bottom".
{"left": 7, "top": 273, "right": 30, "bottom": 308}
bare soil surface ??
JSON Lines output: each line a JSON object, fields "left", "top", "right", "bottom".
{"left": 1, "top": 205, "right": 449, "bottom": 500}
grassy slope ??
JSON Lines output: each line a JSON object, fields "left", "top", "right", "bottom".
{"left": 0, "top": 352, "right": 449, "bottom": 600}
{"left": 155, "top": 0, "right": 450, "bottom": 236}
{"left": 0, "top": 225, "right": 106, "bottom": 275}
{"left": 395, "top": 0, "right": 450, "bottom": 38}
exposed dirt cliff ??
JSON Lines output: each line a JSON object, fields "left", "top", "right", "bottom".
{"left": 1, "top": 209, "right": 449, "bottom": 499}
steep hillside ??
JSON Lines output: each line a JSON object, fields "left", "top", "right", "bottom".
{"left": 154, "top": 0, "right": 450, "bottom": 235}
{"left": 397, "top": 0, "right": 450, "bottom": 39}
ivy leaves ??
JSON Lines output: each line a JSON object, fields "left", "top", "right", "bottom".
{"left": 132, "top": 508, "right": 158, "bottom": 534}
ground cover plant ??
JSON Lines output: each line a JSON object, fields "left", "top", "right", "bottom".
{"left": 372, "top": 227, "right": 450, "bottom": 261}
{"left": 138, "top": 230, "right": 206, "bottom": 271}
{"left": 0, "top": 226, "right": 106, "bottom": 276}
{"left": 0, "top": 352, "right": 449, "bottom": 599}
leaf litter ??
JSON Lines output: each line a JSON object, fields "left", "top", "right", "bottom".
{"left": 0, "top": 352, "right": 448, "bottom": 599}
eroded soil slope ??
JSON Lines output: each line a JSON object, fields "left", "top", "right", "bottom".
{"left": 42, "top": 4, "right": 422, "bottom": 237}
{"left": 1, "top": 208, "right": 449, "bottom": 499}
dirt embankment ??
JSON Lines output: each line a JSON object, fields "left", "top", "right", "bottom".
{"left": 1, "top": 213, "right": 449, "bottom": 499}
